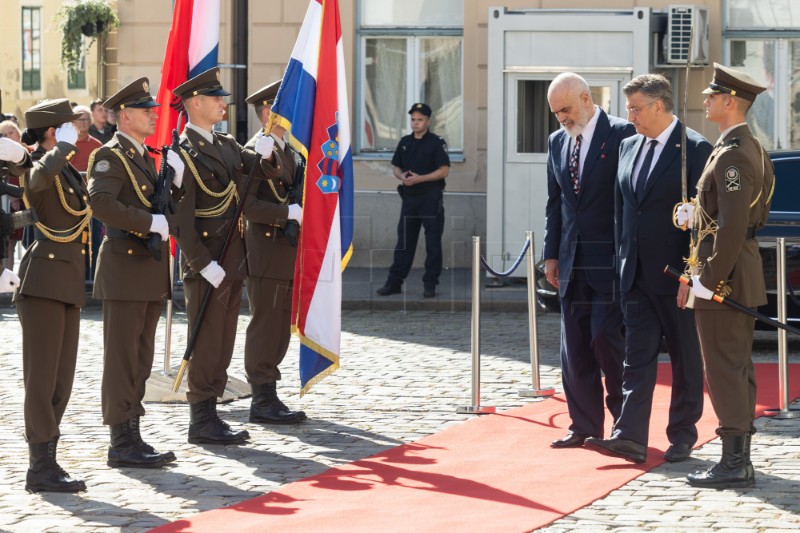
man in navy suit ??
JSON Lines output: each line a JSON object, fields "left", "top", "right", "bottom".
{"left": 584, "top": 74, "right": 711, "bottom": 463}
{"left": 544, "top": 73, "right": 635, "bottom": 448}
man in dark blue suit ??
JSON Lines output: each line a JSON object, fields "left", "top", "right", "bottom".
{"left": 544, "top": 73, "right": 635, "bottom": 448}
{"left": 585, "top": 74, "right": 711, "bottom": 463}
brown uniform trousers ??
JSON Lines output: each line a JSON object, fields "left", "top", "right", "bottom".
{"left": 175, "top": 128, "right": 280, "bottom": 404}
{"left": 689, "top": 124, "right": 774, "bottom": 436}
{"left": 243, "top": 138, "right": 296, "bottom": 384}
{"left": 13, "top": 143, "right": 89, "bottom": 443}
{"left": 88, "top": 134, "right": 183, "bottom": 425}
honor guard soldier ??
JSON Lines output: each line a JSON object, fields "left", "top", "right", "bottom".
{"left": 172, "top": 67, "right": 282, "bottom": 444}
{"left": 0, "top": 134, "right": 30, "bottom": 292}
{"left": 376, "top": 103, "right": 450, "bottom": 298}
{"left": 88, "top": 78, "right": 185, "bottom": 468}
{"left": 242, "top": 80, "right": 305, "bottom": 424}
{"left": 14, "top": 100, "right": 89, "bottom": 492}
{"left": 676, "top": 63, "right": 774, "bottom": 489}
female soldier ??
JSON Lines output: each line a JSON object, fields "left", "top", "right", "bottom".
{"left": 14, "top": 99, "right": 91, "bottom": 493}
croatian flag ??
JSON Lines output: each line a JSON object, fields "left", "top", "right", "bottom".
{"left": 269, "top": 0, "right": 354, "bottom": 396}
{"left": 146, "top": 0, "right": 220, "bottom": 150}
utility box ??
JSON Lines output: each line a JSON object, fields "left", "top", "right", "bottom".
{"left": 485, "top": 6, "right": 698, "bottom": 278}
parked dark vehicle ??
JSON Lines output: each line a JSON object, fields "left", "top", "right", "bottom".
{"left": 536, "top": 149, "right": 800, "bottom": 330}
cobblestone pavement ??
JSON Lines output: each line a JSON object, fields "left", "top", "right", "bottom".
{"left": 0, "top": 305, "right": 798, "bottom": 532}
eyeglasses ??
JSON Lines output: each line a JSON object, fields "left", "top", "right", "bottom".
{"left": 625, "top": 101, "right": 657, "bottom": 116}
{"left": 75, "top": 118, "right": 90, "bottom": 123}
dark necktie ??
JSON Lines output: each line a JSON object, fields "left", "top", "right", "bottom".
{"left": 569, "top": 134, "right": 583, "bottom": 194}
{"left": 635, "top": 139, "right": 657, "bottom": 201}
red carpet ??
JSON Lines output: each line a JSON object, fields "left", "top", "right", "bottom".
{"left": 152, "top": 364, "right": 800, "bottom": 533}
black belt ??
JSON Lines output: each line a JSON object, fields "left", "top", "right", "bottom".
{"left": 692, "top": 226, "right": 756, "bottom": 241}
{"left": 105, "top": 226, "right": 148, "bottom": 242}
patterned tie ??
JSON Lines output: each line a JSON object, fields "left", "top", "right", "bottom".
{"left": 569, "top": 134, "right": 583, "bottom": 194}
{"left": 635, "top": 139, "right": 657, "bottom": 201}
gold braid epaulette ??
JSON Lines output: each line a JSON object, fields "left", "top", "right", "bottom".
{"left": 19, "top": 166, "right": 92, "bottom": 245}
{"left": 179, "top": 148, "right": 239, "bottom": 217}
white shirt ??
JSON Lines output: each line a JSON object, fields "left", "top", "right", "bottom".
{"left": 116, "top": 131, "right": 145, "bottom": 156}
{"left": 186, "top": 122, "right": 214, "bottom": 144}
{"left": 717, "top": 122, "right": 747, "bottom": 145}
{"left": 631, "top": 115, "right": 679, "bottom": 190}
{"left": 569, "top": 105, "right": 600, "bottom": 177}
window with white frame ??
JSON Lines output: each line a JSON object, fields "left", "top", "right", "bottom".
{"left": 358, "top": 0, "right": 463, "bottom": 154}
{"left": 725, "top": 0, "right": 800, "bottom": 150}
{"left": 21, "top": 6, "right": 41, "bottom": 92}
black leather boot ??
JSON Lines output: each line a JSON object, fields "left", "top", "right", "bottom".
{"left": 249, "top": 382, "right": 307, "bottom": 424}
{"left": 744, "top": 433, "right": 755, "bottom": 480}
{"left": 108, "top": 420, "right": 168, "bottom": 468}
{"left": 130, "top": 416, "right": 176, "bottom": 464}
{"left": 25, "top": 437, "right": 86, "bottom": 493}
{"left": 687, "top": 435, "right": 755, "bottom": 489}
{"left": 188, "top": 397, "right": 250, "bottom": 445}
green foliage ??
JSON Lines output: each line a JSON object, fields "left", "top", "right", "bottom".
{"left": 56, "top": 0, "right": 120, "bottom": 70}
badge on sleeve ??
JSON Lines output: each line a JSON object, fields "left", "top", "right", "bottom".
{"left": 725, "top": 166, "right": 741, "bottom": 192}
{"left": 93, "top": 160, "right": 111, "bottom": 173}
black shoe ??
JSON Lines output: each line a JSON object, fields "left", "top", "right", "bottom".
{"left": 423, "top": 287, "right": 436, "bottom": 298}
{"left": 108, "top": 421, "right": 168, "bottom": 469}
{"left": 585, "top": 436, "right": 647, "bottom": 464}
{"left": 188, "top": 397, "right": 250, "bottom": 445}
{"left": 376, "top": 284, "right": 401, "bottom": 296}
{"left": 687, "top": 435, "right": 754, "bottom": 489}
{"left": 249, "top": 382, "right": 307, "bottom": 424}
{"left": 664, "top": 443, "right": 693, "bottom": 462}
{"left": 25, "top": 438, "right": 86, "bottom": 493}
{"left": 551, "top": 432, "right": 588, "bottom": 448}
{"left": 130, "top": 416, "right": 176, "bottom": 464}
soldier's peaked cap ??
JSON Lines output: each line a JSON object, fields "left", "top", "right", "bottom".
{"left": 701, "top": 63, "right": 766, "bottom": 102}
{"left": 173, "top": 67, "right": 231, "bottom": 100}
{"left": 104, "top": 77, "right": 160, "bottom": 112}
{"left": 246, "top": 80, "right": 281, "bottom": 106}
{"left": 24, "top": 98, "right": 83, "bottom": 130}
{"left": 408, "top": 103, "right": 432, "bottom": 117}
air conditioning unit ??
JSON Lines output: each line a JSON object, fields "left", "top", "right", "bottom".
{"left": 665, "top": 5, "right": 709, "bottom": 65}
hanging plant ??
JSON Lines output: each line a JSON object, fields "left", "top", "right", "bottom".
{"left": 56, "top": 0, "right": 120, "bottom": 70}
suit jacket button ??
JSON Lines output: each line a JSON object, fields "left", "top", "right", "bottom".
{"left": 128, "top": 249, "right": 133, "bottom": 255}
{"left": 48, "top": 253, "right": 55, "bottom": 259}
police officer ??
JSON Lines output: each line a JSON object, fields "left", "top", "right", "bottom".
{"left": 242, "top": 80, "right": 305, "bottom": 424}
{"left": 172, "top": 67, "right": 283, "bottom": 444}
{"left": 0, "top": 136, "right": 29, "bottom": 292}
{"left": 377, "top": 103, "right": 450, "bottom": 298}
{"left": 88, "top": 78, "right": 185, "bottom": 468}
{"left": 676, "top": 63, "right": 774, "bottom": 489}
{"left": 14, "top": 100, "right": 89, "bottom": 492}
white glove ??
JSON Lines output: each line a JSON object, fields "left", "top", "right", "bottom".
{"left": 253, "top": 132, "right": 275, "bottom": 159}
{"left": 166, "top": 150, "right": 185, "bottom": 188}
{"left": 54, "top": 123, "right": 78, "bottom": 146}
{"left": 149, "top": 214, "right": 169, "bottom": 241}
{"left": 675, "top": 202, "right": 695, "bottom": 229}
{"left": 288, "top": 203, "right": 302, "bottom": 224}
{"left": 200, "top": 260, "right": 226, "bottom": 288}
{"left": 0, "top": 137, "right": 27, "bottom": 163}
{"left": 0, "top": 268, "right": 20, "bottom": 293}
{"left": 691, "top": 275, "right": 714, "bottom": 300}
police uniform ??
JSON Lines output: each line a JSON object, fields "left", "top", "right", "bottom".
{"left": 172, "top": 67, "right": 282, "bottom": 444}
{"left": 14, "top": 99, "right": 88, "bottom": 493}
{"left": 379, "top": 103, "right": 450, "bottom": 297}
{"left": 687, "top": 63, "right": 774, "bottom": 489}
{"left": 88, "top": 78, "right": 182, "bottom": 468}
{"left": 242, "top": 81, "right": 306, "bottom": 424}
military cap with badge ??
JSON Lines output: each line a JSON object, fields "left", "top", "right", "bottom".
{"left": 702, "top": 62, "right": 767, "bottom": 103}
{"left": 173, "top": 67, "right": 231, "bottom": 100}
{"left": 246, "top": 80, "right": 281, "bottom": 107}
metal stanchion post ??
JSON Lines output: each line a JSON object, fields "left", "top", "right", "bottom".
{"left": 519, "top": 231, "right": 555, "bottom": 398}
{"left": 765, "top": 237, "right": 800, "bottom": 418}
{"left": 457, "top": 236, "right": 495, "bottom": 415}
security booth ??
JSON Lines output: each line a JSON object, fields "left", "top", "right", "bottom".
{"left": 485, "top": 6, "right": 709, "bottom": 281}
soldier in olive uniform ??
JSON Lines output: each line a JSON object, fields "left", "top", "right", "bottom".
{"left": 13, "top": 100, "right": 89, "bottom": 493}
{"left": 88, "top": 78, "right": 185, "bottom": 468}
{"left": 676, "top": 64, "right": 774, "bottom": 489}
{"left": 242, "top": 81, "right": 306, "bottom": 424}
{"left": 172, "top": 67, "right": 283, "bottom": 444}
